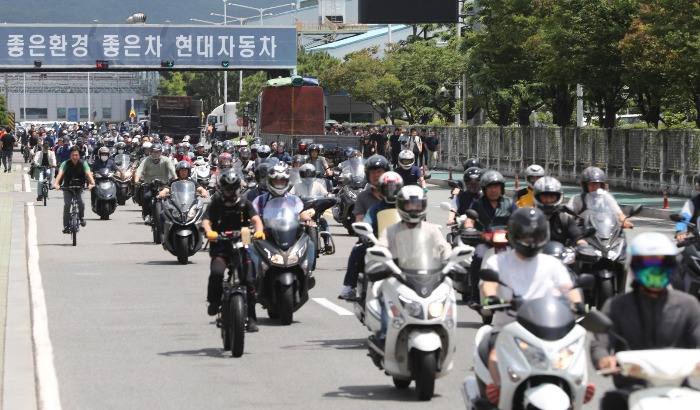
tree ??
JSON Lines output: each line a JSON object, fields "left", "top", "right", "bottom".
{"left": 157, "top": 72, "right": 188, "bottom": 96}
{"left": 0, "top": 94, "right": 9, "bottom": 127}
{"left": 297, "top": 49, "right": 340, "bottom": 77}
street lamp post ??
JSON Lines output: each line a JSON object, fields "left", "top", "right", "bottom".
{"left": 440, "top": 83, "right": 462, "bottom": 126}
{"left": 227, "top": 2, "right": 296, "bottom": 25}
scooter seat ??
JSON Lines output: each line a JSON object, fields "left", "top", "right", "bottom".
{"left": 478, "top": 331, "right": 492, "bottom": 366}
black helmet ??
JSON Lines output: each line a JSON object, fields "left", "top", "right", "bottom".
{"left": 463, "top": 167, "right": 482, "bottom": 194}
{"left": 254, "top": 162, "right": 274, "bottom": 188}
{"left": 580, "top": 166, "right": 605, "bottom": 192}
{"left": 508, "top": 207, "right": 550, "bottom": 258}
{"left": 364, "top": 154, "right": 390, "bottom": 176}
{"left": 176, "top": 160, "right": 192, "bottom": 178}
{"left": 378, "top": 171, "right": 404, "bottom": 204}
{"left": 543, "top": 241, "right": 572, "bottom": 264}
{"left": 533, "top": 176, "right": 563, "bottom": 215}
{"left": 217, "top": 168, "right": 241, "bottom": 201}
{"left": 463, "top": 157, "right": 481, "bottom": 171}
{"left": 480, "top": 170, "right": 505, "bottom": 195}
{"left": 308, "top": 143, "right": 320, "bottom": 154}
{"left": 257, "top": 145, "right": 271, "bottom": 158}
{"left": 239, "top": 147, "right": 251, "bottom": 160}
{"left": 397, "top": 185, "right": 427, "bottom": 223}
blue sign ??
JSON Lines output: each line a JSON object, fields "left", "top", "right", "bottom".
{"left": 0, "top": 24, "right": 297, "bottom": 69}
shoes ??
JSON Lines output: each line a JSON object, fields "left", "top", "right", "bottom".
{"left": 246, "top": 319, "right": 259, "bottom": 333}
{"left": 207, "top": 302, "right": 220, "bottom": 316}
{"left": 80, "top": 219, "right": 86, "bottom": 227}
{"left": 369, "top": 334, "right": 385, "bottom": 351}
{"left": 338, "top": 286, "right": 356, "bottom": 300}
{"left": 143, "top": 215, "right": 152, "bottom": 225}
{"left": 468, "top": 300, "right": 481, "bottom": 311}
{"left": 308, "top": 274, "right": 316, "bottom": 290}
{"left": 36, "top": 196, "right": 42, "bottom": 201}
{"left": 62, "top": 227, "right": 70, "bottom": 234}
{"left": 324, "top": 244, "right": 333, "bottom": 253}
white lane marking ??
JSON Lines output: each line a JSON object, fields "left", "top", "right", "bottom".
{"left": 23, "top": 173, "right": 31, "bottom": 192}
{"left": 26, "top": 203, "right": 63, "bottom": 410}
{"left": 312, "top": 298, "right": 354, "bottom": 316}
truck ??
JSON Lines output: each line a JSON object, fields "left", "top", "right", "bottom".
{"left": 256, "top": 77, "right": 326, "bottom": 136}
{"left": 205, "top": 102, "right": 243, "bottom": 140}
{"left": 147, "top": 96, "right": 203, "bottom": 143}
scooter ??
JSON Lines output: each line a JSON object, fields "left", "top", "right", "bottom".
{"left": 440, "top": 203, "right": 485, "bottom": 302}
{"left": 161, "top": 180, "right": 205, "bottom": 264}
{"left": 462, "top": 269, "right": 597, "bottom": 410}
{"left": 332, "top": 158, "right": 365, "bottom": 234}
{"left": 583, "top": 310, "right": 700, "bottom": 409}
{"left": 113, "top": 153, "right": 135, "bottom": 205}
{"left": 91, "top": 167, "right": 118, "bottom": 220}
{"left": 253, "top": 205, "right": 314, "bottom": 326}
{"left": 193, "top": 156, "right": 211, "bottom": 188}
{"left": 352, "top": 222, "right": 473, "bottom": 401}
{"left": 670, "top": 213, "right": 700, "bottom": 299}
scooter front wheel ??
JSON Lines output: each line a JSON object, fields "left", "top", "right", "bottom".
{"left": 279, "top": 284, "right": 294, "bottom": 325}
{"left": 393, "top": 377, "right": 411, "bottom": 389}
{"left": 412, "top": 350, "right": 436, "bottom": 401}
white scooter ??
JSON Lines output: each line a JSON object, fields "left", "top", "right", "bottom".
{"left": 352, "top": 222, "right": 473, "bottom": 401}
{"left": 462, "top": 269, "right": 597, "bottom": 410}
{"left": 583, "top": 311, "right": 700, "bottom": 410}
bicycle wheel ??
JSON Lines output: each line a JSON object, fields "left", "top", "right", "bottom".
{"left": 71, "top": 213, "right": 78, "bottom": 246}
{"left": 230, "top": 294, "right": 246, "bottom": 357}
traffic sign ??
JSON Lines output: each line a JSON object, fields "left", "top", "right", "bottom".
{"left": 236, "top": 119, "right": 244, "bottom": 127}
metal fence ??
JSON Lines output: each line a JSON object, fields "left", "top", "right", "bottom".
{"left": 261, "top": 127, "right": 700, "bottom": 196}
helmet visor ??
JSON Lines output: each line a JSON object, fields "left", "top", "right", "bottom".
{"left": 631, "top": 255, "right": 676, "bottom": 288}
{"left": 399, "top": 158, "right": 413, "bottom": 167}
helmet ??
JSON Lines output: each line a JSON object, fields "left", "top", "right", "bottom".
{"left": 142, "top": 141, "right": 152, "bottom": 152}
{"left": 222, "top": 140, "right": 234, "bottom": 154}
{"left": 181, "top": 141, "right": 191, "bottom": 151}
{"left": 239, "top": 147, "right": 251, "bottom": 160}
{"left": 580, "top": 166, "right": 605, "bottom": 192}
{"left": 195, "top": 142, "right": 206, "bottom": 152}
{"left": 299, "top": 163, "right": 317, "bottom": 179}
{"left": 150, "top": 143, "right": 163, "bottom": 164}
{"left": 364, "top": 154, "right": 390, "bottom": 176}
{"left": 298, "top": 142, "right": 308, "bottom": 154}
{"left": 397, "top": 185, "right": 427, "bottom": 223}
{"left": 217, "top": 168, "right": 241, "bottom": 201}
{"left": 480, "top": 170, "right": 505, "bottom": 195}
{"left": 463, "top": 167, "right": 482, "bottom": 194}
{"left": 176, "top": 160, "right": 192, "bottom": 178}
{"left": 98, "top": 146, "right": 110, "bottom": 156}
{"left": 117, "top": 136, "right": 125, "bottom": 143}
{"left": 267, "top": 164, "right": 291, "bottom": 196}
{"left": 255, "top": 162, "right": 273, "bottom": 188}
{"left": 115, "top": 142, "right": 126, "bottom": 153}
{"left": 182, "top": 135, "right": 191, "bottom": 142}
{"left": 524, "top": 164, "right": 545, "bottom": 189}
{"left": 76, "top": 136, "right": 84, "bottom": 144}
{"left": 291, "top": 154, "right": 306, "bottom": 168}
{"left": 398, "top": 150, "right": 415, "bottom": 170}
{"left": 308, "top": 143, "right": 320, "bottom": 154}
{"left": 277, "top": 141, "right": 286, "bottom": 151}
{"left": 344, "top": 148, "right": 359, "bottom": 159}
{"left": 218, "top": 152, "right": 233, "bottom": 168}
{"left": 250, "top": 143, "right": 260, "bottom": 154}
{"left": 508, "top": 207, "right": 550, "bottom": 259}
{"left": 542, "top": 241, "right": 573, "bottom": 264}
{"left": 213, "top": 140, "right": 223, "bottom": 152}
{"left": 257, "top": 145, "right": 272, "bottom": 158}
{"left": 463, "top": 157, "right": 481, "bottom": 171}
{"left": 378, "top": 171, "right": 404, "bottom": 204}
{"left": 629, "top": 232, "right": 680, "bottom": 289}
{"left": 533, "top": 176, "right": 563, "bottom": 215}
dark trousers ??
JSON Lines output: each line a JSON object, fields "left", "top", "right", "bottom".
{"left": 468, "top": 243, "right": 490, "bottom": 303}
{"left": 208, "top": 249, "right": 257, "bottom": 319}
{"left": 141, "top": 187, "right": 153, "bottom": 217}
{"left": 343, "top": 241, "right": 368, "bottom": 287}
{"left": 62, "top": 189, "right": 85, "bottom": 227}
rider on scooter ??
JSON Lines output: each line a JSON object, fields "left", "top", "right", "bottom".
{"left": 446, "top": 166, "right": 482, "bottom": 225}
{"left": 566, "top": 166, "right": 633, "bottom": 229}
{"left": 480, "top": 207, "right": 582, "bottom": 401}
{"left": 514, "top": 164, "right": 545, "bottom": 207}
{"left": 673, "top": 172, "right": 700, "bottom": 242}
{"left": 533, "top": 176, "right": 587, "bottom": 246}
{"left": 590, "top": 232, "right": 700, "bottom": 410}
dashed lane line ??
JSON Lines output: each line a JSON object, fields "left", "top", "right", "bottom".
{"left": 312, "top": 298, "right": 354, "bottom": 316}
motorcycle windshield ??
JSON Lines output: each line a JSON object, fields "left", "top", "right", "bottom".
{"left": 96, "top": 167, "right": 112, "bottom": 179}
{"left": 583, "top": 190, "right": 618, "bottom": 239}
{"left": 517, "top": 294, "right": 576, "bottom": 341}
{"left": 393, "top": 227, "right": 444, "bottom": 274}
{"left": 264, "top": 206, "right": 300, "bottom": 250}
{"left": 114, "top": 154, "right": 131, "bottom": 172}
{"left": 170, "top": 181, "right": 197, "bottom": 213}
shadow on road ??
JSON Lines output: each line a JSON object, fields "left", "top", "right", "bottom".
{"left": 138, "top": 260, "right": 194, "bottom": 266}
{"left": 280, "top": 338, "right": 366, "bottom": 351}
{"left": 457, "top": 321, "right": 483, "bottom": 329}
{"left": 158, "top": 347, "right": 231, "bottom": 359}
{"left": 324, "top": 384, "right": 437, "bottom": 401}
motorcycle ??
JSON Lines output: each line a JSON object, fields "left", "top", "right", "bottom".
{"left": 352, "top": 222, "right": 473, "bottom": 401}
{"left": 462, "top": 269, "right": 597, "bottom": 410}
{"left": 253, "top": 204, "right": 314, "bottom": 326}
{"left": 193, "top": 156, "right": 211, "bottom": 188}
{"left": 91, "top": 167, "right": 118, "bottom": 220}
{"left": 564, "top": 196, "right": 642, "bottom": 308}
{"left": 440, "top": 203, "right": 485, "bottom": 302}
{"left": 113, "top": 153, "right": 135, "bottom": 205}
{"left": 332, "top": 157, "right": 366, "bottom": 234}
{"left": 669, "top": 213, "right": 700, "bottom": 299}
{"left": 161, "top": 180, "right": 205, "bottom": 264}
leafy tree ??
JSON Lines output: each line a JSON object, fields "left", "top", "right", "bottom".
{"left": 297, "top": 49, "right": 340, "bottom": 77}
{"left": 157, "top": 72, "right": 188, "bottom": 96}
{"left": 0, "top": 94, "right": 9, "bottom": 127}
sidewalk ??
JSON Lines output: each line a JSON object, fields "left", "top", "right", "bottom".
{"left": 426, "top": 170, "right": 685, "bottom": 220}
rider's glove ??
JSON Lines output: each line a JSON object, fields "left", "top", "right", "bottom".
{"left": 423, "top": 187, "right": 428, "bottom": 194}
{"left": 253, "top": 231, "right": 266, "bottom": 240}
{"left": 206, "top": 231, "right": 218, "bottom": 242}
{"left": 570, "top": 302, "right": 588, "bottom": 315}
{"left": 483, "top": 296, "right": 504, "bottom": 306}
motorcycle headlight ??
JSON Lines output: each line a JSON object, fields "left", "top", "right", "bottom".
{"left": 515, "top": 338, "right": 549, "bottom": 370}
{"left": 170, "top": 208, "right": 181, "bottom": 218}
{"left": 492, "top": 232, "right": 508, "bottom": 244}
{"left": 270, "top": 254, "right": 285, "bottom": 265}
{"left": 287, "top": 254, "right": 299, "bottom": 264}
{"left": 399, "top": 295, "right": 422, "bottom": 318}
{"left": 428, "top": 297, "right": 447, "bottom": 319}
{"left": 348, "top": 190, "right": 357, "bottom": 200}
{"left": 552, "top": 337, "right": 584, "bottom": 370}
{"left": 187, "top": 208, "right": 198, "bottom": 218}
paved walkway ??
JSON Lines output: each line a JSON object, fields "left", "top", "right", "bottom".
{"left": 426, "top": 170, "right": 686, "bottom": 219}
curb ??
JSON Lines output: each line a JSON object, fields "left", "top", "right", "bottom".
{"left": 427, "top": 178, "right": 676, "bottom": 221}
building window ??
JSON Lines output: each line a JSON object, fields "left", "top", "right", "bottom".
{"left": 102, "top": 108, "right": 112, "bottom": 119}
{"left": 57, "top": 108, "right": 66, "bottom": 119}
{"left": 79, "top": 108, "right": 88, "bottom": 119}
{"left": 20, "top": 108, "right": 48, "bottom": 119}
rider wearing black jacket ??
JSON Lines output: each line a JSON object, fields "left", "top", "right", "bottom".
{"left": 533, "top": 177, "right": 586, "bottom": 247}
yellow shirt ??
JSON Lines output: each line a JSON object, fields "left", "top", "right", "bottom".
{"left": 516, "top": 188, "right": 535, "bottom": 207}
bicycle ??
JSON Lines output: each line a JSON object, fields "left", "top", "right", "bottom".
{"left": 38, "top": 166, "right": 51, "bottom": 206}
{"left": 61, "top": 185, "right": 84, "bottom": 246}
{"left": 213, "top": 230, "right": 251, "bottom": 358}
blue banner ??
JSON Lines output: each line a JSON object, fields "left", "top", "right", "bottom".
{"left": 0, "top": 24, "right": 297, "bottom": 69}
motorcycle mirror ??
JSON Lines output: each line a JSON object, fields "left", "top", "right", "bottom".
{"left": 578, "top": 310, "right": 613, "bottom": 334}
{"left": 573, "top": 273, "right": 596, "bottom": 290}
{"left": 628, "top": 205, "right": 643, "bottom": 217}
{"left": 479, "top": 268, "right": 501, "bottom": 284}
{"left": 466, "top": 209, "right": 479, "bottom": 220}
{"left": 575, "top": 245, "right": 600, "bottom": 263}
{"left": 447, "top": 180, "right": 458, "bottom": 189}
{"left": 669, "top": 213, "right": 686, "bottom": 223}
{"left": 440, "top": 202, "right": 452, "bottom": 212}
{"left": 424, "top": 173, "right": 431, "bottom": 180}
{"left": 351, "top": 222, "right": 378, "bottom": 244}
{"left": 560, "top": 206, "right": 577, "bottom": 216}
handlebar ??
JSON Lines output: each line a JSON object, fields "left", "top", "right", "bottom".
{"left": 61, "top": 185, "right": 84, "bottom": 191}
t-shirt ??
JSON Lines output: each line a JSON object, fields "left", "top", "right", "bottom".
{"left": 203, "top": 193, "right": 258, "bottom": 232}
{"left": 483, "top": 251, "right": 573, "bottom": 328}
{"left": 394, "top": 165, "right": 423, "bottom": 186}
{"left": 0, "top": 134, "right": 16, "bottom": 152}
{"left": 354, "top": 185, "right": 381, "bottom": 218}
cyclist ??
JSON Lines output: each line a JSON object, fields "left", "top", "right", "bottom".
{"left": 33, "top": 140, "right": 57, "bottom": 201}
{"left": 53, "top": 146, "right": 96, "bottom": 233}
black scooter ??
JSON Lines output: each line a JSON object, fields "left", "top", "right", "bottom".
{"left": 92, "top": 168, "right": 118, "bottom": 220}
{"left": 670, "top": 213, "right": 700, "bottom": 300}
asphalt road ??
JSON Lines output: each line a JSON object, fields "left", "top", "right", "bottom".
{"left": 26, "top": 183, "right": 675, "bottom": 409}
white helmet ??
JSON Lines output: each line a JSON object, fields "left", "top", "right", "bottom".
{"left": 398, "top": 150, "right": 415, "bottom": 170}
{"left": 524, "top": 164, "right": 545, "bottom": 189}
{"left": 182, "top": 135, "right": 191, "bottom": 142}
{"left": 142, "top": 141, "right": 152, "bottom": 152}
{"left": 629, "top": 232, "right": 680, "bottom": 289}
{"left": 397, "top": 185, "right": 427, "bottom": 223}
